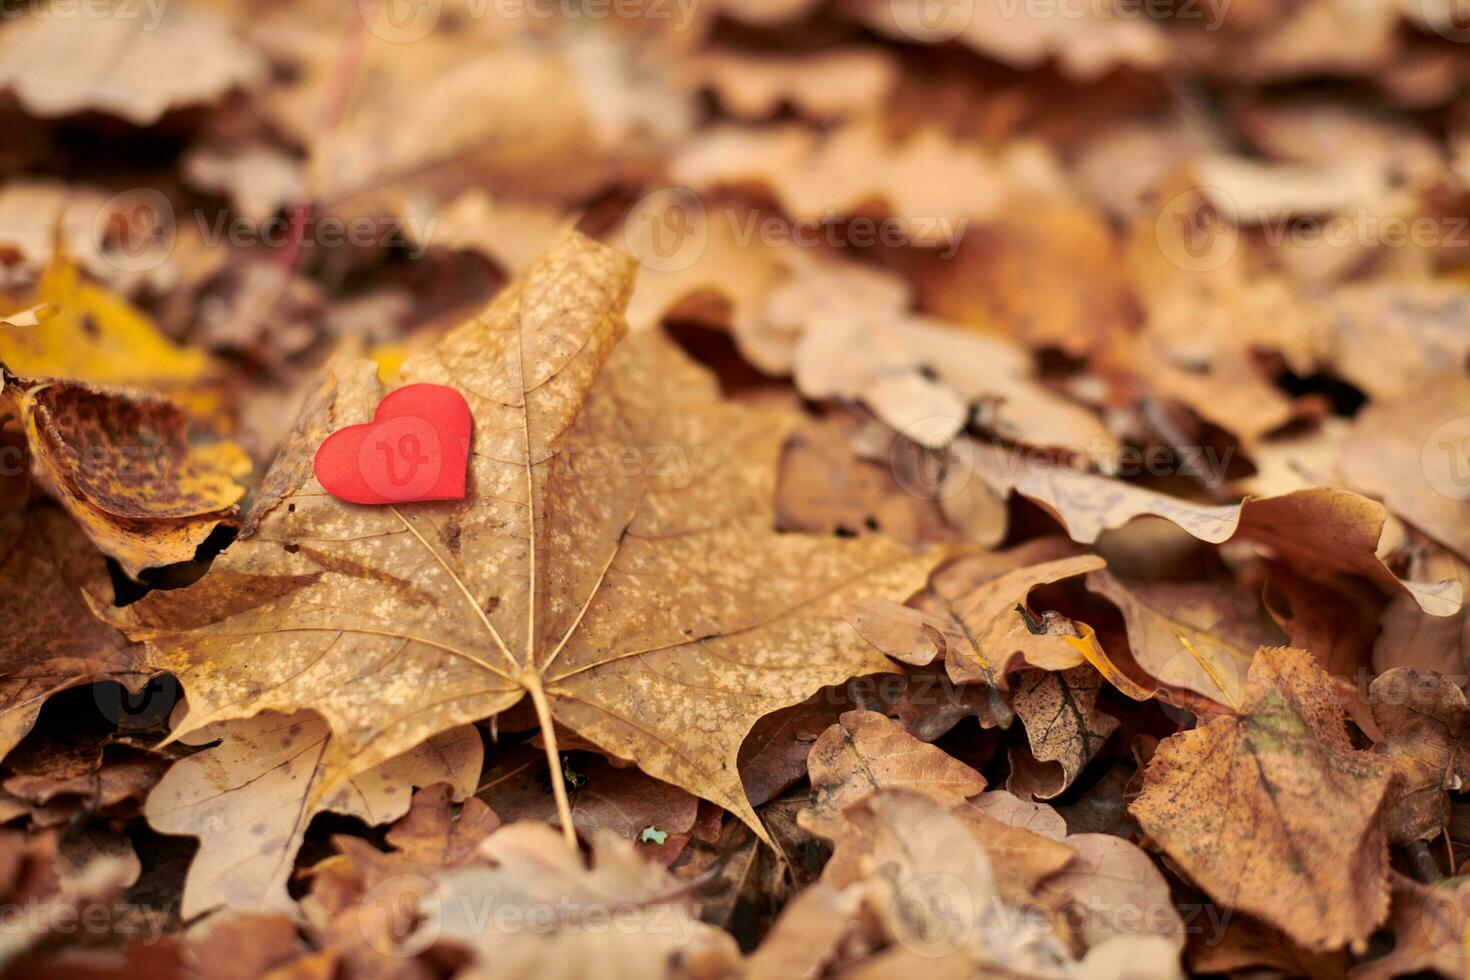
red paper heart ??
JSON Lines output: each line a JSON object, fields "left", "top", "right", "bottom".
{"left": 313, "top": 384, "right": 472, "bottom": 505}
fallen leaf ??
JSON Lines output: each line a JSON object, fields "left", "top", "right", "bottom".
{"left": 0, "top": 3, "right": 266, "bottom": 125}
{"left": 425, "top": 822, "right": 740, "bottom": 977}
{"left": 144, "top": 710, "right": 481, "bottom": 918}
{"left": 973, "top": 442, "right": 1462, "bottom": 617}
{"left": 11, "top": 377, "right": 249, "bottom": 575}
{"left": 1040, "top": 833, "right": 1186, "bottom": 955}
{"left": 0, "top": 251, "right": 219, "bottom": 406}
{"left": 122, "top": 233, "right": 936, "bottom": 842}
{"left": 1130, "top": 646, "right": 1394, "bottom": 951}
{"left": 1008, "top": 666, "right": 1120, "bottom": 800}
{"left": 1369, "top": 667, "right": 1469, "bottom": 843}
{"left": 0, "top": 426, "right": 148, "bottom": 763}
{"left": 1087, "top": 568, "right": 1285, "bottom": 708}
{"left": 798, "top": 709, "right": 986, "bottom": 838}
{"left": 1340, "top": 373, "right": 1470, "bottom": 563}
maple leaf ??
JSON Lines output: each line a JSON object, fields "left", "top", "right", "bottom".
{"left": 122, "top": 232, "right": 936, "bottom": 844}
{"left": 144, "top": 711, "right": 481, "bottom": 918}
{"left": 1130, "top": 645, "right": 1394, "bottom": 951}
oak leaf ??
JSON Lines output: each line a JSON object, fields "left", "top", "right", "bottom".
{"left": 1130, "top": 645, "right": 1394, "bottom": 951}
{"left": 122, "top": 233, "right": 935, "bottom": 842}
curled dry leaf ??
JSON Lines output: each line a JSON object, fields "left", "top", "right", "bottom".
{"left": 1087, "top": 567, "right": 1286, "bottom": 709}
{"left": 1008, "top": 666, "right": 1120, "bottom": 801}
{"left": 973, "top": 442, "right": 1462, "bottom": 618}
{"left": 852, "top": 548, "right": 1106, "bottom": 688}
{"left": 11, "top": 378, "right": 249, "bottom": 576}
{"left": 801, "top": 711, "right": 1074, "bottom": 910}
{"left": 144, "top": 711, "right": 481, "bottom": 918}
{"left": 799, "top": 709, "right": 986, "bottom": 838}
{"left": 121, "top": 233, "right": 937, "bottom": 842}
{"left": 1130, "top": 646, "right": 1394, "bottom": 951}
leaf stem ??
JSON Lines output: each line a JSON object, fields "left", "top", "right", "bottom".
{"left": 524, "top": 673, "right": 577, "bottom": 849}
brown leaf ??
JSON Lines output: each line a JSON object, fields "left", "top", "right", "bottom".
{"left": 425, "top": 822, "right": 740, "bottom": 977}
{"left": 853, "top": 548, "right": 1105, "bottom": 688}
{"left": 13, "top": 378, "right": 248, "bottom": 575}
{"left": 1040, "top": 833, "right": 1185, "bottom": 955}
{"left": 1008, "top": 666, "right": 1120, "bottom": 800}
{"left": 974, "top": 442, "right": 1462, "bottom": 618}
{"left": 0, "top": 3, "right": 266, "bottom": 125}
{"left": 123, "top": 233, "right": 937, "bottom": 840}
{"left": 798, "top": 709, "right": 986, "bottom": 838}
{"left": 1340, "top": 373, "right": 1470, "bottom": 563}
{"left": 1088, "top": 567, "right": 1286, "bottom": 708}
{"left": 0, "top": 426, "right": 147, "bottom": 763}
{"left": 144, "top": 710, "right": 481, "bottom": 917}
{"left": 1130, "top": 646, "right": 1394, "bottom": 950}
{"left": 1369, "top": 668, "right": 1469, "bottom": 844}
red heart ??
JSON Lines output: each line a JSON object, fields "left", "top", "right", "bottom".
{"left": 313, "top": 384, "right": 472, "bottom": 505}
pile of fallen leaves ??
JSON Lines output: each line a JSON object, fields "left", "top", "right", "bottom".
{"left": 4, "top": 0, "right": 1470, "bottom": 977}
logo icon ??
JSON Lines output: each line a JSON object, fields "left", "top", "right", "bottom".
{"left": 621, "top": 188, "right": 707, "bottom": 273}
{"left": 1154, "top": 189, "right": 1238, "bottom": 273}
{"left": 358, "top": 0, "right": 442, "bottom": 43}
{"left": 92, "top": 189, "right": 176, "bottom": 273}
{"left": 314, "top": 384, "right": 472, "bottom": 505}
{"left": 1422, "top": 416, "right": 1470, "bottom": 500}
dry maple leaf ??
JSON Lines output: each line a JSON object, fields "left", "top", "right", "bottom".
{"left": 9, "top": 377, "right": 249, "bottom": 576}
{"left": 1130, "top": 645, "right": 1394, "bottom": 951}
{"left": 145, "top": 711, "right": 481, "bottom": 918}
{"left": 121, "top": 232, "right": 935, "bottom": 845}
